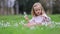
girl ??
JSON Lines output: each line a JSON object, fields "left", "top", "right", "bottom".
{"left": 24, "top": 2, "right": 51, "bottom": 27}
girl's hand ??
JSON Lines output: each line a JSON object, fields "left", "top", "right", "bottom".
{"left": 24, "top": 12, "right": 29, "bottom": 21}
{"left": 24, "top": 15, "right": 29, "bottom": 21}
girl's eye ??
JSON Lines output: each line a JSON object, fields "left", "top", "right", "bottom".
{"left": 35, "top": 10, "right": 38, "bottom": 11}
{"left": 35, "top": 9, "right": 41, "bottom": 11}
{"left": 36, "top": 10, "right": 38, "bottom": 11}
{"left": 36, "top": 9, "right": 40, "bottom": 11}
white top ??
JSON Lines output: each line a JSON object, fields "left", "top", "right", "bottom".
{"left": 29, "top": 15, "right": 51, "bottom": 24}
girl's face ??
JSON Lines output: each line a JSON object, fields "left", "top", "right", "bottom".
{"left": 33, "top": 5, "right": 42, "bottom": 16}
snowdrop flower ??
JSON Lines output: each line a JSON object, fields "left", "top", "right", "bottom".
{"left": 55, "top": 22, "right": 60, "bottom": 28}
{"left": 42, "top": 21, "right": 49, "bottom": 26}
{"left": 0, "top": 20, "right": 4, "bottom": 26}
{"left": 24, "top": 12, "right": 27, "bottom": 18}
{"left": 13, "top": 23, "right": 18, "bottom": 27}
{"left": 1, "top": 23, "right": 3, "bottom": 26}
{"left": 55, "top": 22, "right": 60, "bottom": 25}
{"left": 20, "top": 20, "right": 25, "bottom": 25}
{"left": 0, "top": 22, "right": 3, "bottom": 27}
{"left": 4, "top": 23, "right": 7, "bottom": 27}
{"left": 6, "top": 22, "right": 11, "bottom": 26}
{"left": 42, "top": 23, "right": 46, "bottom": 25}
{"left": 47, "top": 21, "right": 56, "bottom": 28}
{"left": 3, "top": 22, "right": 10, "bottom": 27}
{"left": 30, "top": 26, "right": 35, "bottom": 30}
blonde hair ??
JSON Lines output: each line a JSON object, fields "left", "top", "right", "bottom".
{"left": 31, "top": 2, "right": 47, "bottom": 17}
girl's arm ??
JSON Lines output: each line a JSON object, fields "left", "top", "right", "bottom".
{"left": 43, "top": 16, "right": 51, "bottom": 22}
{"left": 24, "top": 16, "right": 29, "bottom": 22}
{"left": 24, "top": 12, "right": 29, "bottom": 22}
{"left": 42, "top": 14, "right": 51, "bottom": 22}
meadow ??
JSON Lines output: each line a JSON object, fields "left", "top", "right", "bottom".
{"left": 0, "top": 14, "right": 60, "bottom": 34}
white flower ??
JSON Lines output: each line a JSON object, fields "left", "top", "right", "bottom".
{"left": 13, "top": 23, "right": 18, "bottom": 27}
{"left": 6, "top": 22, "right": 11, "bottom": 26}
{"left": 55, "top": 23, "right": 60, "bottom": 25}
{"left": 0, "top": 23, "right": 3, "bottom": 27}
{"left": 20, "top": 20, "right": 25, "bottom": 25}
{"left": 42, "top": 23, "right": 45, "bottom": 25}
{"left": 24, "top": 12, "right": 27, "bottom": 18}
{"left": 30, "top": 26, "right": 35, "bottom": 30}
{"left": 3, "top": 22, "right": 10, "bottom": 27}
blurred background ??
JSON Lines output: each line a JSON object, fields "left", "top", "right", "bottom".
{"left": 0, "top": 0, "right": 60, "bottom": 34}
{"left": 0, "top": 0, "right": 60, "bottom": 15}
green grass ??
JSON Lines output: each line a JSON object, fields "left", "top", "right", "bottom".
{"left": 0, "top": 14, "right": 60, "bottom": 34}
